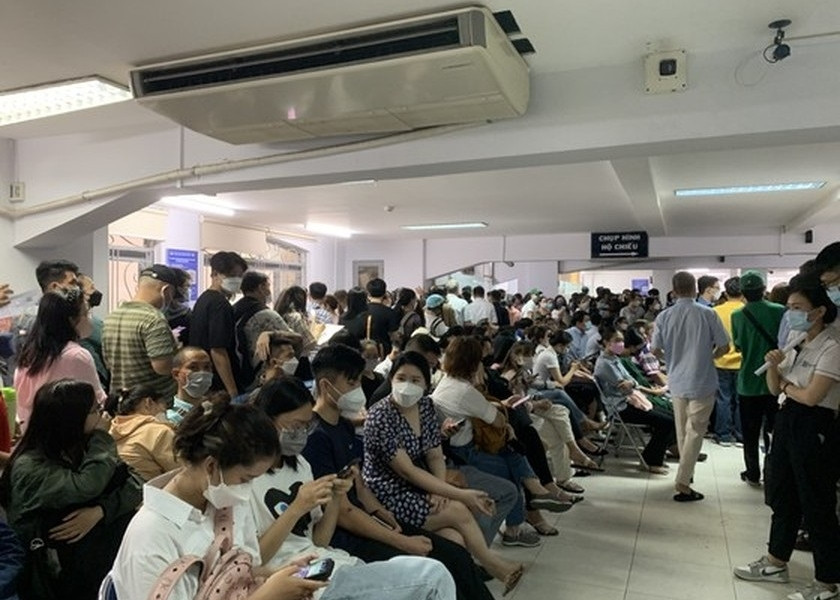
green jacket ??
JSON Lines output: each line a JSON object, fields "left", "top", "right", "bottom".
{"left": 6, "top": 430, "right": 142, "bottom": 598}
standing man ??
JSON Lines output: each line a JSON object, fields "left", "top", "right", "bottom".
{"left": 731, "top": 270, "right": 786, "bottom": 486}
{"left": 463, "top": 286, "right": 497, "bottom": 327}
{"left": 308, "top": 281, "right": 336, "bottom": 325}
{"left": 697, "top": 275, "right": 721, "bottom": 307}
{"left": 103, "top": 264, "right": 179, "bottom": 398}
{"left": 78, "top": 273, "right": 109, "bottom": 389}
{"left": 190, "top": 251, "right": 248, "bottom": 397}
{"left": 712, "top": 277, "right": 744, "bottom": 447}
{"left": 365, "top": 278, "right": 399, "bottom": 356}
{"left": 652, "top": 271, "right": 730, "bottom": 502}
{"left": 445, "top": 280, "right": 468, "bottom": 326}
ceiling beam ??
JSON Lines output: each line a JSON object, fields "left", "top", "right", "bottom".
{"left": 609, "top": 158, "right": 667, "bottom": 236}
{"left": 785, "top": 187, "right": 840, "bottom": 232}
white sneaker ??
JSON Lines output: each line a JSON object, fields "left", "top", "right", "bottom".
{"left": 733, "top": 556, "right": 789, "bottom": 583}
{"left": 787, "top": 581, "right": 839, "bottom": 600}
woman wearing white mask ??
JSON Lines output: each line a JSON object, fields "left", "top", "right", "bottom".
{"left": 250, "top": 378, "right": 457, "bottom": 600}
{"left": 734, "top": 275, "right": 840, "bottom": 600}
{"left": 364, "top": 352, "right": 525, "bottom": 597}
{"left": 275, "top": 286, "right": 318, "bottom": 353}
{"left": 106, "top": 384, "right": 178, "bottom": 481}
{"left": 110, "top": 394, "right": 334, "bottom": 600}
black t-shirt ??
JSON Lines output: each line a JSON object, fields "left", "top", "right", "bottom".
{"left": 190, "top": 289, "right": 242, "bottom": 393}
{"left": 367, "top": 303, "right": 400, "bottom": 354}
{"left": 302, "top": 414, "right": 363, "bottom": 508}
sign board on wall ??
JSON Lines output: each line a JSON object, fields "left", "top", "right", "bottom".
{"left": 165, "top": 248, "right": 199, "bottom": 302}
{"left": 591, "top": 231, "right": 649, "bottom": 259}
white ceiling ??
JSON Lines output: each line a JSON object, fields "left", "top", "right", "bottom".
{"left": 3, "top": 0, "right": 840, "bottom": 242}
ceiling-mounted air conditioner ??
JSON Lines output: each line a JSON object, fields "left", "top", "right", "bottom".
{"left": 130, "top": 6, "right": 530, "bottom": 144}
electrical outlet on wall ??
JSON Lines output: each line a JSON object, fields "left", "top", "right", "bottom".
{"left": 9, "top": 182, "right": 25, "bottom": 203}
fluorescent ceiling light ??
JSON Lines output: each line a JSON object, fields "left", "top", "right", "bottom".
{"left": 402, "top": 222, "right": 488, "bottom": 231}
{"left": 0, "top": 77, "right": 132, "bottom": 126}
{"left": 158, "top": 195, "right": 236, "bottom": 217}
{"left": 306, "top": 222, "right": 353, "bottom": 238}
{"left": 675, "top": 182, "right": 825, "bottom": 197}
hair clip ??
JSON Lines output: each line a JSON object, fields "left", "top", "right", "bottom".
{"left": 201, "top": 400, "right": 214, "bottom": 416}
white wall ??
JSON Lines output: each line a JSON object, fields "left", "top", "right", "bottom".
{"left": 340, "top": 239, "right": 424, "bottom": 290}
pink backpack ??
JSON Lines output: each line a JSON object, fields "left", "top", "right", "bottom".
{"left": 148, "top": 507, "right": 262, "bottom": 600}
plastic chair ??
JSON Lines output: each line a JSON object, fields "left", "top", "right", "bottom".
{"left": 591, "top": 376, "right": 649, "bottom": 468}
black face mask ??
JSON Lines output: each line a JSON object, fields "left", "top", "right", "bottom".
{"left": 88, "top": 290, "right": 103, "bottom": 308}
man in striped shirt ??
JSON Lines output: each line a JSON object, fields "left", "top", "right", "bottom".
{"left": 103, "top": 265, "right": 178, "bottom": 398}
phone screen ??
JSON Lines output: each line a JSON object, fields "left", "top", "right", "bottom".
{"left": 297, "top": 558, "right": 335, "bottom": 581}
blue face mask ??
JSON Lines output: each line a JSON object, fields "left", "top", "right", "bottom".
{"left": 788, "top": 309, "right": 813, "bottom": 332}
{"left": 827, "top": 286, "right": 840, "bottom": 307}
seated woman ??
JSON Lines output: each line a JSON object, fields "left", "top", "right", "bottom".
{"left": 620, "top": 328, "right": 672, "bottom": 414}
{"left": 593, "top": 327, "right": 676, "bottom": 474}
{"left": 252, "top": 377, "right": 468, "bottom": 600}
{"left": 530, "top": 331, "right": 608, "bottom": 450}
{"left": 365, "top": 352, "right": 524, "bottom": 594}
{"left": 111, "top": 394, "right": 456, "bottom": 600}
{"left": 431, "top": 336, "right": 571, "bottom": 547}
{"left": 0, "top": 379, "right": 141, "bottom": 600}
{"left": 14, "top": 288, "right": 107, "bottom": 434}
{"left": 624, "top": 327, "right": 668, "bottom": 388}
{"left": 106, "top": 385, "right": 179, "bottom": 481}
{"left": 496, "top": 341, "right": 598, "bottom": 487}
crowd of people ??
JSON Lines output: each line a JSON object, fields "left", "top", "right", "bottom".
{"left": 0, "top": 242, "right": 837, "bottom": 600}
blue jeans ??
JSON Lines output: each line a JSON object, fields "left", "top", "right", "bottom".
{"left": 458, "top": 465, "right": 519, "bottom": 545}
{"left": 714, "top": 369, "right": 741, "bottom": 442}
{"left": 322, "top": 556, "right": 456, "bottom": 600}
{"left": 449, "top": 443, "right": 533, "bottom": 526}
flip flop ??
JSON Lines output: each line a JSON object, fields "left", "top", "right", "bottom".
{"left": 558, "top": 480, "right": 585, "bottom": 494}
{"left": 673, "top": 490, "right": 704, "bottom": 502}
{"left": 571, "top": 461, "right": 605, "bottom": 472}
{"left": 503, "top": 564, "right": 525, "bottom": 597}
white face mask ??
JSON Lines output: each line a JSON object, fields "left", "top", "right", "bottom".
{"left": 335, "top": 384, "right": 366, "bottom": 418}
{"left": 392, "top": 381, "right": 424, "bottom": 408}
{"left": 221, "top": 277, "right": 243, "bottom": 295}
{"left": 711, "top": 289, "right": 722, "bottom": 301}
{"left": 203, "top": 468, "right": 251, "bottom": 508}
{"left": 281, "top": 357, "right": 299, "bottom": 376}
{"left": 184, "top": 371, "right": 213, "bottom": 398}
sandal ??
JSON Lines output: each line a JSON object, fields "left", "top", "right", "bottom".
{"left": 571, "top": 459, "right": 604, "bottom": 472}
{"left": 558, "top": 480, "right": 585, "bottom": 494}
{"left": 527, "top": 519, "right": 559, "bottom": 536}
{"left": 574, "top": 469, "right": 592, "bottom": 477}
{"left": 673, "top": 489, "right": 704, "bottom": 502}
{"left": 503, "top": 564, "right": 525, "bottom": 597}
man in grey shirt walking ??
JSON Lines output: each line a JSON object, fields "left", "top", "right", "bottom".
{"left": 652, "top": 271, "right": 730, "bottom": 502}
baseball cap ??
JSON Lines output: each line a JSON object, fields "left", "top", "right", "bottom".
{"left": 740, "top": 270, "right": 766, "bottom": 291}
{"left": 140, "top": 264, "right": 178, "bottom": 286}
{"left": 425, "top": 294, "right": 445, "bottom": 309}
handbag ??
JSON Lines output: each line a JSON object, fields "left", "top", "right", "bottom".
{"left": 471, "top": 395, "right": 509, "bottom": 454}
{"left": 148, "top": 507, "right": 262, "bottom": 600}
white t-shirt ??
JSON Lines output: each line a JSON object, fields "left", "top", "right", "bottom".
{"left": 463, "top": 298, "right": 497, "bottom": 326}
{"left": 431, "top": 375, "right": 498, "bottom": 447}
{"left": 249, "top": 457, "right": 359, "bottom": 573}
{"left": 112, "top": 471, "right": 262, "bottom": 600}
{"left": 779, "top": 328, "right": 840, "bottom": 411}
{"left": 532, "top": 349, "right": 560, "bottom": 389}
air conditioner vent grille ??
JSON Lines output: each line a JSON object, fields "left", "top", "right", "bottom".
{"left": 135, "top": 17, "right": 462, "bottom": 96}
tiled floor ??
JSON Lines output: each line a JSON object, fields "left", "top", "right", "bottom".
{"left": 485, "top": 442, "right": 821, "bottom": 600}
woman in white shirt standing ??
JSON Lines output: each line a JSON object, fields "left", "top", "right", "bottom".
{"left": 734, "top": 275, "right": 840, "bottom": 600}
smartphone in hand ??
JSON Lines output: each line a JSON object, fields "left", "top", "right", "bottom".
{"left": 337, "top": 458, "right": 361, "bottom": 479}
{"left": 296, "top": 558, "right": 335, "bottom": 581}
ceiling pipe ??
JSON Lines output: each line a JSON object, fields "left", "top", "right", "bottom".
{"left": 4, "top": 122, "right": 479, "bottom": 219}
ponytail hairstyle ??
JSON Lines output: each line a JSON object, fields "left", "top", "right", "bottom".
{"left": 18, "top": 287, "right": 87, "bottom": 375}
{"left": 174, "top": 392, "right": 279, "bottom": 469}
{"left": 104, "top": 384, "right": 164, "bottom": 417}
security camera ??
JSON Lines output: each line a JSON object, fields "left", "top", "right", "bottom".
{"left": 764, "top": 19, "right": 792, "bottom": 63}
